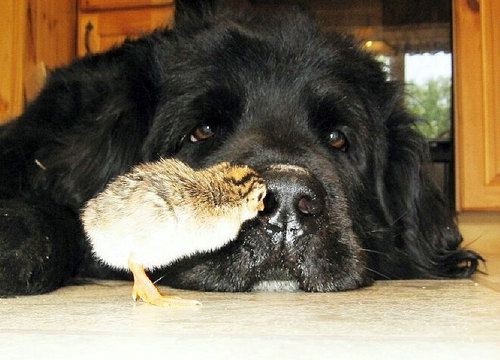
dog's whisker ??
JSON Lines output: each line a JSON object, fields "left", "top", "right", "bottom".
{"left": 364, "top": 266, "right": 392, "bottom": 280}
{"left": 152, "top": 274, "right": 166, "bottom": 285}
{"left": 359, "top": 248, "right": 389, "bottom": 257}
{"left": 462, "top": 234, "right": 483, "bottom": 248}
{"left": 389, "top": 211, "right": 410, "bottom": 226}
{"left": 368, "top": 228, "right": 390, "bottom": 234}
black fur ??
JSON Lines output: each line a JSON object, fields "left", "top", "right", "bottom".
{"left": 0, "top": 1, "right": 482, "bottom": 295}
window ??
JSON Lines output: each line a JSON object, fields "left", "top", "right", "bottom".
{"left": 405, "top": 52, "right": 452, "bottom": 140}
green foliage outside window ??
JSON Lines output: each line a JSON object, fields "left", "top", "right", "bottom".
{"left": 405, "top": 76, "right": 451, "bottom": 139}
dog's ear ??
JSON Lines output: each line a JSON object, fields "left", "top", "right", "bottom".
{"left": 174, "top": 0, "right": 219, "bottom": 26}
{"left": 380, "top": 104, "right": 482, "bottom": 279}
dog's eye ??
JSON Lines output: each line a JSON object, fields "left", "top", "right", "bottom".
{"left": 328, "top": 130, "right": 348, "bottom": 151}
{"left": 190, "top": 125, "right": 215, "bottom": 142}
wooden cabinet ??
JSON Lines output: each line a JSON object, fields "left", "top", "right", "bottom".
{"left": 454, "top": 0, "right": 500, "bottom": 211}
{"left": 77, "top": 0, "right": 175, "bottom": 56}
{"left": 0, "top": 0, "right": 174, "bottom": 124}
{"left": 0, "top": 0, "right": 76, "bottom": 124}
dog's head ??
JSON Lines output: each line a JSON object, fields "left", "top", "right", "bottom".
{"left": 142, "top": 0, "right": 481, "bottom": 291}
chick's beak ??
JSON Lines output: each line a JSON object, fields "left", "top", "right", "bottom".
{"left": 257, "top": 200, "right": 265, "bottom": 212}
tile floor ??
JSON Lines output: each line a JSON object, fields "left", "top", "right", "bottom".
{"left": 1, "top": 274, "right": 499, "bottom": 360}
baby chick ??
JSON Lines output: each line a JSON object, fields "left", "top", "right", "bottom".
{"left": 81, "top": 159, "right": 266, "bottom": 307}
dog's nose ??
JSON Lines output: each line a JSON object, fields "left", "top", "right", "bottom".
{"left": 260, "top": 165, "right": 325, "bottom": 239}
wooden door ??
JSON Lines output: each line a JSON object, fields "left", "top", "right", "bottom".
{"left": 454, "top": 0, "right": 500, "bottom": 211}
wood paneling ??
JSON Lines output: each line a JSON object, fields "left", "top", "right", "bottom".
{"left": 25, "top": 0, "right": 77, "bottom": 70}
{"left": 0, "top": 0, "right": 76, "bottom": 124}
{"left": 24, "top": 0, "right": 77, "bottom": 101}
{"left": 0, "top": 0, "right": 27, "bottom": 123}
{"left": 454, "top": 0, "right": 500, "bottom": 210}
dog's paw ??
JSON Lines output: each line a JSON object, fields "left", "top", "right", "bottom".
{"left": 0, "top": 199, "right": 80, "bottom": 296}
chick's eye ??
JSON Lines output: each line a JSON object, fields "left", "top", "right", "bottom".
{"left": 328, "top": 130, "right": 348, "bottom": 151}
{"left": 190, "top": 125, "right": 215, "bottom": 142}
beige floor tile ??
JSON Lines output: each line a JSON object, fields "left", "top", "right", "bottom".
{"left": 1, "top": 279, "right": 499, "bottom": 359}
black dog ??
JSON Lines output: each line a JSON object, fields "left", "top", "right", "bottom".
{"left": 0, "top": 0, "right": 481, "bottom": 295}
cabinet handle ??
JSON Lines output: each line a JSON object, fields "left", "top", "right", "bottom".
{"left": 84, "top": 21, "right": 94, "bottom": 55}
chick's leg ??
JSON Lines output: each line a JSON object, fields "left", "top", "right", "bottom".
{"left": 128, "top": 258, "right": 201, "bottom": 307}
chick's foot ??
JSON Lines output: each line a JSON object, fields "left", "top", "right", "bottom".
{"left": 129, "top": 258, "right": 201, "bottom": 307}
{"left": 131, "top": 283, "right": 201, "bottom": 307}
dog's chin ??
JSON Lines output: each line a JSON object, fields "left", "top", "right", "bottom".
{"left": 250, "top": 266, "right": 300, "bottom": 292}
{"left": 252, "top": 280, "right": 300, "bottom": 292}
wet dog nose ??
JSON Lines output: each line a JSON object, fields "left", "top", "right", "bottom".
{"left": 260, "top": 165, "right": 325, "bottom": 240}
